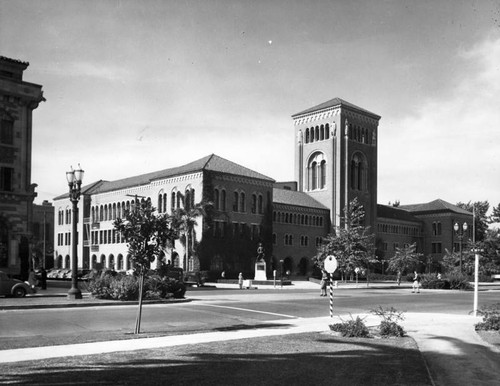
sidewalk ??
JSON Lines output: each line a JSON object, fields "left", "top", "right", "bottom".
{"left": 1, "top": 311, "right": 499, "bottom": 385}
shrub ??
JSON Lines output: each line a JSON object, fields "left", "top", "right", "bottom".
{"left": 420, "top": 274, "right": 450, "bottom": 289}
{"left": 379, "top": 321, "right": 405, "bottom": 337}
{"left": 330, "top": 315, "right": 370, "bottom": 338}
{"left": 87, "top": 273, "right": 185, "bottom": 300}
{"left": 475, "top": 303, "right": 500, "bottom": 331}
{"left": 446, "top": 272, "right": 472, "bottom": 290}
{"left": 370, "top": 306, "right": 406, "bottom": 337}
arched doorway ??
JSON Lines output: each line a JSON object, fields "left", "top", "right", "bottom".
{"left": 298, "top": 257, "right": 309, "bottom": 276}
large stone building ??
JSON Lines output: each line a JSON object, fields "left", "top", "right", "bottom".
{"left": 0, "top": 56, "right": 44, "bottom": 279}
{"left": 52, "top": 97, "right": 473, "bottom": 277}
{"left": 53, "top": 155, "right": 275, "bottom": 277}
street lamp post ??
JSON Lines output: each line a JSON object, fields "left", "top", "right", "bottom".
{"left": 454, "top": 221, "right": 468, "bottom": 273}
{"left": 66, "top": 165, "right": 84, "bottom": 300}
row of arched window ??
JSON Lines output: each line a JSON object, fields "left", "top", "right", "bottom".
{"left": 227, "top": 189, "right": 266, "bottom": 214}
{"left": 377, "top": 222, "right": 421, "bottom": 236}
{"left": 273, "top": 211, "right": 324, "bottom": 227}
{"left": 55, "top": 253, "right": 182, "bottom": 271}
{"left": 57, "top": 209, "right": 71, "bottom": 225}
{"left": 91, "top": 199, "right": 145, "bottom": 223}
{"left": 348, "top": 124, "right": 375, "bottom": 145}
{"left": 158, "top": 187, "right": 195, "bottom": 213}
{"left": 272, "top": 233, "right": 322, "bottom": 247}
{"left": 304, "top": 123, "right": 330, "bottom": 144}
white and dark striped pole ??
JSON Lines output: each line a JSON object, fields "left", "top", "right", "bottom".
{"left": 324, "top": 255, "right": 338, "bottom": 319}
{"left": 329, "top": 272, "right": 334, "bottom": 318}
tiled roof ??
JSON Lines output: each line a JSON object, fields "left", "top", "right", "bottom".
{"left": 377, "top": 204, "right": 421, "bottom": 223}
{"left": 0, "top": 56, "right": 29, "bottom": 66}
{"left": 399, "top": 199, "right": 472, "bottom": 215}
{"left": 273, "top": 188, "right": 328, "bottom": 210}
{"left": 54, "top": 154, "right": 274, "bottom": 199}
{"left": 292, "top": 97, "right": 380, "bottom": 119}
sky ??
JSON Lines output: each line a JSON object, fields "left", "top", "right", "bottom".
{"left": 1, "top": 0, "right": 499, "bottom": 211}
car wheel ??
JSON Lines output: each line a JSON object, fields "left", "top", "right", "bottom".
{"left": 13, "top": 287, "right": 26, "bottom": 298}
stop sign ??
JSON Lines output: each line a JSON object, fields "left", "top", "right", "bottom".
{"left": 324, "top": 255, "right": 338, "bottom": 274}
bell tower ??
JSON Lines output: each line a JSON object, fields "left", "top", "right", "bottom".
{"left": 292, "top": 98, "right": 380, "bottom": 231}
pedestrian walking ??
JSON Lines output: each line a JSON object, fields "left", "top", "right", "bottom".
{"left": 238, "top": 272, "right": 243, "bottom": 289}
{"left": 40, "top": 267, "right": 47, "bottom": 290}
{"left": 320, "top": 270, "right": 328, "bottom": 296}
{"left": 412, "top": 271, "right": 421, "bottom": 293}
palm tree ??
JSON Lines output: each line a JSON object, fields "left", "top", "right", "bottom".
{"left": 170, "top": 202, "right": 209, "bottom": 271}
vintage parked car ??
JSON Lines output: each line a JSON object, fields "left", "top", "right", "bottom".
{"left": 0, "top": 270, "right": 34, "bottom": 297}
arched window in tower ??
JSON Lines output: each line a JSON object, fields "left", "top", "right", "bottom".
{"left": 320, "top": 160, "right": 326, "bottom": 188}
{"left": 320, "top": 125, "right": 325, "bottom": 140}
{"left": 258, "top": 194, "right": 263, "bottom": 214}
{"left": 311, "top": 161, "right": 317, "bottom": 190}
{"left": 315, "top": 126, "right": 320, "bottom": 141}
{"left": 325, "top": 123, "right": 330, "bottom": 139}
{"left": 310, "top": 127, "right": 314, "bottom": 142}
{"left": 350, "top": 153, "right": 368, "bottom": 191}
{"left": 307, "top": 152, "right": 327, "bottom": 191}
{"left": 305, "top": 128, "right": 309, "bottom": 143}
{"left": 251, "top": 193, "right": 257, "bottom": 214}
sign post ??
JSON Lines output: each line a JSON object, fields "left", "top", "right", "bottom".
{"left": 324, "top": 255, "right": 338, "bottom": 318}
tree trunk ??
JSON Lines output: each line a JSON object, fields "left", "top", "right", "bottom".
{"left": 135, "top": 271, "right": 144, "bottom": 334}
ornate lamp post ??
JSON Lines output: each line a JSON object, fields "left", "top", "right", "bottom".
{"left": 454, "top": 221, "right": 468, "bottom": 273}
{"left": 66, "top": 165, "right": 84, "bottom": 299}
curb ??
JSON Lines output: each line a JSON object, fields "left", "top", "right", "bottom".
{"left": 0, "top": 297, "right": 192, "bottom": 311}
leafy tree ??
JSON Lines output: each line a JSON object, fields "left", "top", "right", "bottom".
{"left": 314, "top": 198, "right": 375, "bottom": 278}
{"left": 114, "top": 198, "right": 176, "bottom": 334}
{"left": 456, "top": 201, "right": 489, "bottom": 241}
{"left": 490, "top": 203, "right": 500, "bottom": 225}
{"left": 169, "top": 201, "right": 210, "bottom": 271}
{"left": 387, "top": 243, "right": 422, "bottom": 275}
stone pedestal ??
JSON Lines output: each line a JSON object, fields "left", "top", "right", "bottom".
{"left": 254, "top": 260, "right": 267, "bottom": 280}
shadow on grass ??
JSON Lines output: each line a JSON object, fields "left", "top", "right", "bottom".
{"left": 1, "top": 333, "right": 432, "bottom": 386}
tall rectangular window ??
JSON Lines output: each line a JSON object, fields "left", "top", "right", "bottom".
{"left": 0, "top": 120, "right": 13, "bottom": 145}
{"left": 0, "top": 167, "right": 13, "bottom": 191}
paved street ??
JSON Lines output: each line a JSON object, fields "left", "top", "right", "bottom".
{"left": 1, "top": 281, "right": 498, "bottom": 344}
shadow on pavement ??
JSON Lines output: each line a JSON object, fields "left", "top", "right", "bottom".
{"left": 1, "top": 333, "right": 431, "bottom": 386}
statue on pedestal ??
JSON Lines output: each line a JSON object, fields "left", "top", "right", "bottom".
{"left": 254, "top": 243, "right": 267, "bottom": 280}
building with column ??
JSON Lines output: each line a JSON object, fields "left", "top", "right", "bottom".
{"left": 0, "top": 56, "right": 44, "bottom": 279}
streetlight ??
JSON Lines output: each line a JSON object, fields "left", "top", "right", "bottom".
{"left": 454, "top": 221, "right": 468, "bottom": 273}
{"left": 66, "top": 165, "right": 84, "bottom": 300}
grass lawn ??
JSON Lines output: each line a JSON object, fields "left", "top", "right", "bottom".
{"left": 1, "top": 332, "right": 431, "bottom": 386}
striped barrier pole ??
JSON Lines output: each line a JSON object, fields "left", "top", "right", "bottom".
{"left": 329, "top": 272, "right": 334, "bottom": 318}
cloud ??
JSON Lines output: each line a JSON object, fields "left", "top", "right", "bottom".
{"left": 379, "top": 35, "right": 500, "bottom": 205}
{"left": 40, "top": 61, "right": 132, "bottom": 81}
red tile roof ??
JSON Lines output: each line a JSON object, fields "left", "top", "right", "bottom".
{"left": 54, "top": 154, "right": 274, "bottom": 199}
{"left": 292, "top": 97, "right": 380, "bottom": 119}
